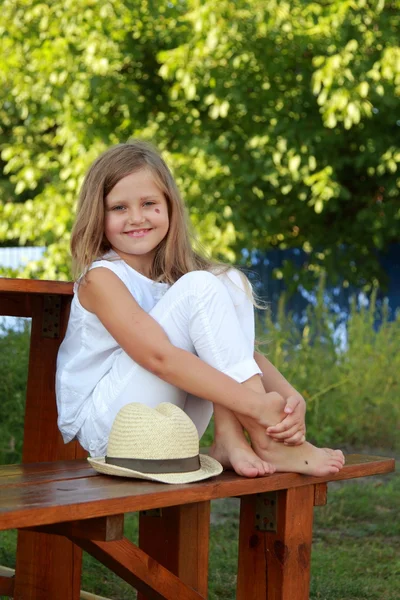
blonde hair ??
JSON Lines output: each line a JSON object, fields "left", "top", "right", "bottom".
{"left": 71, "top": 140, "right": 263, "bottom": 307}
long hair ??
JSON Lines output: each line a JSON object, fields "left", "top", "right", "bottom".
{"left": 71, "top": 140, "right": 263, "bottom": 306}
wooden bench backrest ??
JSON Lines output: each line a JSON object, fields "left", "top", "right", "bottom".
{"left": 0, "top": 278, "right": 86, "bottom": 462}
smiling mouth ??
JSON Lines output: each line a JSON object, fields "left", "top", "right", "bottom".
{"left": 125, "top": 229, "right": 152, "bottom": 237}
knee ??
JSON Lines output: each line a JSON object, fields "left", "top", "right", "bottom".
{"left": 217, "top": 268, "right": 254, "bottom": 307}
{"left": 175, "top": 270, "right": 230, "bottom": 301}
{"left": 179, "top": 270, "right": 222, "bottom": 290}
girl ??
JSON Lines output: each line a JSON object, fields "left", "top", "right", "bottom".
{"left": 56, "top": 141, "right": 344, "bottom": 478}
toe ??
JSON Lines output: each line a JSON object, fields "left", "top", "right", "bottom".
{"left": 262, "top": 461, "right": 275, "bottom": 474}
{"left": 237, "top": 461, "right": 259, "bottom": 478}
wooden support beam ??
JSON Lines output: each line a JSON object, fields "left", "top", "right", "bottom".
{"left": 24, "top": 514, "right": 124, "bottom": 541}
{"left": 138, "top": 501, "right": 210, "bottom": 600}
{"left": 237, "top": 485, "right": 315, "bottom": 600}
{"left": 70, "top": 536, "right": 205, "bottom": 600}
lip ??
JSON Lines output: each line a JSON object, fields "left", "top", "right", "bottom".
{"left": 124, "top": 229, "right": 152, "bottom": 238}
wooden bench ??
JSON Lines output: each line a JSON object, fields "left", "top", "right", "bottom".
{"left": 0, "top": 277, "right": 395, "bottom": 600}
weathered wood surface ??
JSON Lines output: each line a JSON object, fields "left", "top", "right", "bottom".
{"left": 0, "top": 460, "right": 95, "bottom": 486}
{"left": 0, "top": 455, "right": 394, "bottom": 532}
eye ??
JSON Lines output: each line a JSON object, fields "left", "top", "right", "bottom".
{"left": 143, "top": 201, "right": 155, "bottom": 207}
{"left": 110, "top": 205, "right": 125, "bottom": 211}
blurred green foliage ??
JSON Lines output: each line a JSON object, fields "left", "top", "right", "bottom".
{"left": 0, "top": 0, "right": 399, "bottom": 287}
{"left": 258, "top": 280, "right": 400, "bottom": 450}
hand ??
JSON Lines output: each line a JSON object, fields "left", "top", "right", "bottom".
{"left": 238, "top": 391, "right": 286, "bottom": 433}
{"left": 266, "top": 394, "right": 306, "bottom": 446}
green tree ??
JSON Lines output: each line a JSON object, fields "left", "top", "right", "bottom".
{"left": 0, "top": 0, "right": 399, "bottom": 288}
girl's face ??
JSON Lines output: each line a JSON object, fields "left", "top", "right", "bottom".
{"left": 104, "top": 168, "right": 169, "bottom": 274}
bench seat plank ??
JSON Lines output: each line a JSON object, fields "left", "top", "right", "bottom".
{"left": 0, "top": 460, "right": 94, "bottom": 487}
{"left": 0, "top": 455, "right": 394, "bottom": 531}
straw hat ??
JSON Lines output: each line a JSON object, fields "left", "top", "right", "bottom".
{"left": 88, "top": 402, "right": 223, "bottom": 484}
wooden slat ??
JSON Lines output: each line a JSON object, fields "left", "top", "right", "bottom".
{"left": 70, "top": 536, "right": 205, "bottom": 600}
{"left": 0, "top": 277, "right": 73, "bottom": 295}
{"left": 138, "top": 501, "right": 210, "bottom": 600}
{"left": 0, "top": 455, "right": 394, "bottom": 532}
{"left": 237, "top": 485, "right": 315, "bottom": 600}
{"left": 0, "top": 460, "right": 93, "bottom": 487}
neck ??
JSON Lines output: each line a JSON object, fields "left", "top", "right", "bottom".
{"left": 110, "top": 248, "right": 154, "bottom": 278}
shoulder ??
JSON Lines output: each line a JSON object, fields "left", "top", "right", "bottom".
{"left": 77, "top": 267, "right": 131, "bottom": 314}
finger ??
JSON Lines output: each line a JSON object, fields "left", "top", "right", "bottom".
{"left": 284, "top": 395, "right": 300, "bottom": 415}
{"left": 268, "top": 425, "right": 304, "bottom": 441}
{"left": 284, "top": 433, "right": 306, "bottom": 446}
{"left": 272, "top": 423, "right": 306, "bottom": 438}
{"left": 267, "top": 416, "right": 299, "bottom": 434}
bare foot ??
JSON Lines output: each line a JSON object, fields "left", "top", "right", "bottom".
{"left": 238, "top": 406, "right": 345, "bottom": 477}
{"left": 210, "top": 438, "right": 276, "bottom": 478}
{"left": 253, "top": 439, "right": 345, "bottom": 477}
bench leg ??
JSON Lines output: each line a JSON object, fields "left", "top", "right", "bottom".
{"left": 138, "top": 501, "right": 210, "bottom": 600}
{"left": 237, "top": 485, "right": 315, "bottom": 600}
{"left": 13, "top": 531, "right": 82, "bottom": 600}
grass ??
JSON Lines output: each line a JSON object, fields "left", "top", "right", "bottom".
{"left": 1, "top": 462, "right": 398, "bottom": 600}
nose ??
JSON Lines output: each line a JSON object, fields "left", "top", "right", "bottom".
{"left": 127, "top": 206, "right": 145, "bottom": 224}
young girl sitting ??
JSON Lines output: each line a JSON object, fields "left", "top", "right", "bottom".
{"left": 56, "top": 140, "right": 344, "bottom": 478}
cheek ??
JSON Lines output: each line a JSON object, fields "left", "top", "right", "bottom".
{"left": 104, "top": 215, "right": 117, "bottom": 236}
{"left": 155, "top": 208, "right": 160, "bottom": 214}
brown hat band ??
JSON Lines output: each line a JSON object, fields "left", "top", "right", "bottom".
{"left": 105, "top": 454, "right": 201, "bottom": 474}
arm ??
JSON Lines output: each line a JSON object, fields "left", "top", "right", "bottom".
{"left": 254, "top": 350, "right": 299, "bottom": 398}
{"left": 79, "top": 268, "right": 282, "bottom": 427}
{"left": 254, "top": 351, "right": 306, "bottom": 445}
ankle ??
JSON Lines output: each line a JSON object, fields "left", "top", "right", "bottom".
{"left": 214, "top": 429, "right": 248, "bottom": 449}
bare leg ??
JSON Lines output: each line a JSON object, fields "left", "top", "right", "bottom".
{"left": 209, "top": 374, "right": 281, "bottom": 478}
{"left": 210, "top": 404, "right": 276, "bottom": 478}
{"left": 210, "top": 274, "right": 345, "bottom": 477}
{"left": 213, "top": 375, "right": 344, "bottom": 477}
{"left": 223, "top": 374, "right": 345, "bottom": 477}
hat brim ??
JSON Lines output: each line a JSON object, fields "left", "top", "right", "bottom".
{"left": 87, "top": 454, "right": 223, "bottom": 484}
